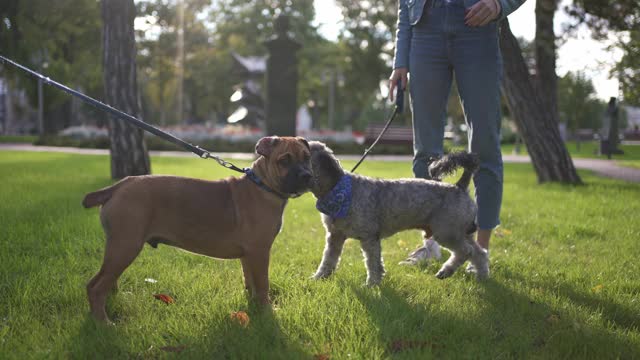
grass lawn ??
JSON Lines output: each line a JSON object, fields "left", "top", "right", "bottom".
{"left": 501, "top": 142, "right": 640, "bottom": 170}
{"left": 0, "top": 151, "right": 639, "bottom": 359}
{"left": 501, "top": 141, "right": 640, "bottom": 159}
{"left": 617, "top": 160, "right": 640, "bottom": 170}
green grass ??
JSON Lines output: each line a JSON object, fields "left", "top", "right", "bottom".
{"left": 617, "top": 160, "right": 640, "bottom": 169}
{"left": 0, "top": 151, "right": 639, "bottom": 359}
{"left": 502, "top": 142, "right": 640, "bottom": 160}
{"left": 502, "top": 142, "right": 640, "bottom": 170}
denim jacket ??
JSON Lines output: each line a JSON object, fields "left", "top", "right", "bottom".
{"left": 393, "top": 0, "right": 527, "bottom": 69}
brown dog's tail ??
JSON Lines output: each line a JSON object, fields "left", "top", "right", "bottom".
{"left": 82, "top": 177, "right": 132, "bottom": 208}
{"left": 428, "top": 152, "right": 479, "bottom": 190}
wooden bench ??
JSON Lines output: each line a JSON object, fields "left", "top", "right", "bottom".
{"left": 364, "top": 123, "right": 455, "bottom": 145}
{"left": 364, "top": 124, "right": 414, "bottom": 145}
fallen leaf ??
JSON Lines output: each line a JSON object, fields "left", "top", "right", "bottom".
{"left": 230, "top": 311, "right": 250, "bottom": 327}
{"left": 494, "top": 228, "right": 512, "bottom": 237}
{"left": 313, "top": 354, "right": 330, "bottom": 360}
{"left": 591, "top": 284, "right": 604, "bottom": 293}
{"left": 153, "top": 294, "right": 175, "bottom": 304}
{"left": 160, "top": 345, "right": 186, "bottom": 353}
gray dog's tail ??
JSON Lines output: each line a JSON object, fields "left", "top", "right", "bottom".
{"left": 428, "top": 152, "right": 479, "bottom": 190}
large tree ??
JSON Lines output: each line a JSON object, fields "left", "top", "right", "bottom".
{"left": 334, "top": 0, "right": 398, "bottom": 129}
{"left": 558, "top": 71, "right": 604, "bottom": 134}
{"left": 566, "top": 0, "right": 640, "bottom": 106}
{"left": 615, "top": 31, "right": 640, "bottom": 106}
{"left": 0, "top": 0, "right": 103, "bottom": 133}
{"left": 500, "top": 16, "right": 581, "bottom": 184}
{"left": 498, "top": 0, "right": 581, "bottom": 184}
{"left": 102, "top": 0, "right": 150, "bottom": 178}
{"left": 534, "top": 0, "right": 558, "bottom": 118}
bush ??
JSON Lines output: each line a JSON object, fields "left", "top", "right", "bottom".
{"left": 0, "top": 135, "right": 39, "bottom": 144}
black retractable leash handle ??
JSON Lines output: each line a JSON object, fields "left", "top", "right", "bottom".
{"left": 351, "top": 78, "right": 405, "bottom": 173}
{"left": 0, "top": 54, "right": 246, "bottom": 173}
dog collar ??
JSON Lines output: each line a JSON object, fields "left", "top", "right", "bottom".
{"left": 316, "top": 174, "right": 352, "bottom": 219}
{"left": 244, "top": 168, "right": 289, "bottom": 200}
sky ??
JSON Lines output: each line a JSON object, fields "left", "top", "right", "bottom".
{"left": 312, "top": 0, "right": 622, "bottom": 101}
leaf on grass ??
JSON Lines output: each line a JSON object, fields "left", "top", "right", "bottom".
{"left": 230, "top": 311, "right": 250, "bottom": 327}
{"left": 160, "top": 345, "right": 186, "bottom": 353}
{"left": 591, "top": 284, "right": 604, "bottom": 293}
{"left": 495, "top": 228, "right": 512, "bottom": 237}
{"left": 389, "top": 339, "right": 440, "bottom": 353}
{"left": 313, "top": 354, "right": 330, "bottom": 360}
{"left": 153, "top": 294, "right": 175, "bottom": 304}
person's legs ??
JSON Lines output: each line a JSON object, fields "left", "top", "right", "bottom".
{"left": 476, "top": 229, "right": 492, "bottom": 250}
{"left": 401, "top": 5, "right": 451, "bottom": 265}
{"left": 452, "top": 13, "right": 503, "bottom": 254}
{"left": 454, "top": 29, "right": 503, "bottom": 237}
{"left": 408, "top": 7, "right": 452, "bottom": 179}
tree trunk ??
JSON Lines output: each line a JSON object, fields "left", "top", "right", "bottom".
{"left": 499, "top": 19, "right": 582, "bottom": 184}
{"left": 102, "top": 0, "right": 150, "bottom": 179}
{"left": 534, "top": 0, "right": 558, "bottom": 117}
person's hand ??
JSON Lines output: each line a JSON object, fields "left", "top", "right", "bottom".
{"left": 388, "top": 67, "right": 408, "bottom": 102}
{"left": 465, "top": 0, "right": 501, "bottom": 27}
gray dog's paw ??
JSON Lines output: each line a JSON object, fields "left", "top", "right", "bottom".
{"left": 365, "top": 278, "right": 382, "bottom": 287}
{"left": 311, "top": 271, "right": 331, "bottom": 280}
{"left": 435, "top": 268, "right": 454, "bottom": 279}
{"left": 474, "top": 268, "right": 490, "bottom": 281}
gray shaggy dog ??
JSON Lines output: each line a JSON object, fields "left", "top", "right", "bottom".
{"left": 309, "top": 141, "right": 488, "bottom": 286}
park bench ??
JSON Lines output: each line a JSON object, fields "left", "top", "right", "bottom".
{"left": 364, "top": 123, "right": 414, "bottom": 145}
{"left": 363, "top": 123, "right": 455, "bottom": 145}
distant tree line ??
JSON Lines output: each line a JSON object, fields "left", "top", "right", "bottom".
{"left": 0, "top": 0, "right": 636, "bottom": 134}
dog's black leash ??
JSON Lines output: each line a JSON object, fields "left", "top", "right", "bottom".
{"left": 0, "top": 55, "right": 248, "bottom": 174}
{"left": 350, "top": 78, "right": 405, "bottom": 173}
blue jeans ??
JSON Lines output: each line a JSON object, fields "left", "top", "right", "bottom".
{"left": 409, "top": 0, "right": 503, "bottom": 230}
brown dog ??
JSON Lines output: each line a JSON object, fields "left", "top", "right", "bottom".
{"left": 82, "top": 136, "right": 312, "bottom": 323}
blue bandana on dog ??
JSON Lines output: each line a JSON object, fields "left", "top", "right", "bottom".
{"left": 316, "top": 174, "right": 352, "bottom": 219}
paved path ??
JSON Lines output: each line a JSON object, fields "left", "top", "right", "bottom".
{"left": 1, "top": 143, "right": 639, "bottom": 183}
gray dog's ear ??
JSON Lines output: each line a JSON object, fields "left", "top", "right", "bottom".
{"left": 308, "top": 141, "right": 327, "bottom": 154}
{"left": 296, "top": 137, "right": 310, "bottom": 150}
{"left": 256, "top": 136, "right": 280, "bottom": 157}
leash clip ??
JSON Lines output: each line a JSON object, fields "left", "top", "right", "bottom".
{"left": 196, "top": 147, "right": 210, "bottom": 159}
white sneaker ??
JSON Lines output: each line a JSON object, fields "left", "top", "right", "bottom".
{"left": 399, "top": 238, "right": 442, "bottom": 265}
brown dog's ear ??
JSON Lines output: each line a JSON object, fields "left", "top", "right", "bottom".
{"left": 256, "top": 136, "right": 280, "bottom": 157}
{"left": 296, "top": 137, "right": 310, "bottom": 150}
